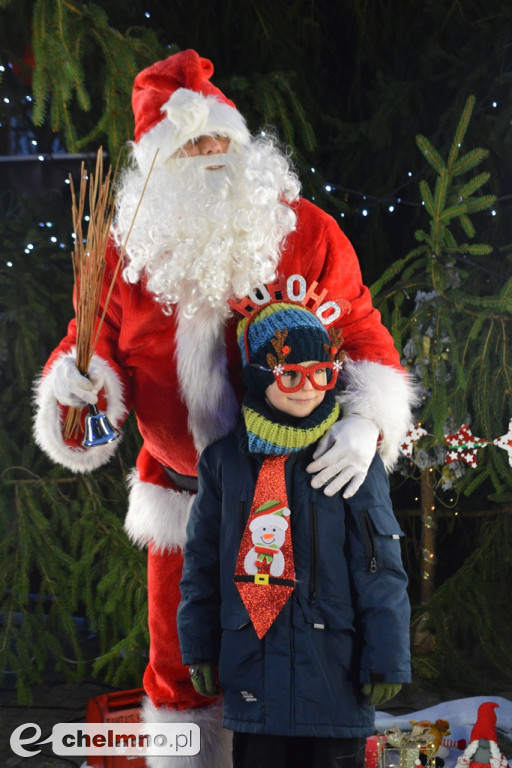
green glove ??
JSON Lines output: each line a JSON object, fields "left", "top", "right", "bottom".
{"left": 362, "top": 682, "right": 402, "bottom": 706}
{"left": 188, "top": 661, "right": 219, "bottom": 698}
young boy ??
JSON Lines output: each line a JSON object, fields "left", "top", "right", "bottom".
{"left": 177, "top": 301, "right": 411, "bottom": 768}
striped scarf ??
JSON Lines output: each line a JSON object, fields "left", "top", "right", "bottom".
{"left": 242, "top": 390, "right": 339, "bottom": 455}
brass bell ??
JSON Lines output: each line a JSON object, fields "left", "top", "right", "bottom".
{"left": 83, "top": 404, "right": 119, "bottom": 447}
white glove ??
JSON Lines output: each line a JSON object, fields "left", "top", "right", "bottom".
{"left": 306, "top": 414, "right": 380, "bottom": 498}
{"left": 52, "top": 356, "right": 105, "bottom": 408}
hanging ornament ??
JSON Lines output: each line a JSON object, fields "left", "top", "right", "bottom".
{"left": 401, "top": 423, "right": 428, "bottom": 457}
{"left": 444, "top": 424, "right": 488, "bottom": 467}
{"left": 493, "top": 418, "right": 512, "bottom": 467}
{"left": 399, "top": 419, "right": 512, "bottom": 470}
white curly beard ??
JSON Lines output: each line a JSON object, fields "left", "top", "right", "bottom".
{"left": 113, "top": 138, "right": 300, "bottom": 319}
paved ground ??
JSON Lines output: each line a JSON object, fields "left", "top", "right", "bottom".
{"left": 1, "top": 676, "right": 510, "bottom": 767}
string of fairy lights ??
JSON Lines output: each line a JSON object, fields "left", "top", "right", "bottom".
{"left": 0, "top": 144, "right": 505, "bottom": 267}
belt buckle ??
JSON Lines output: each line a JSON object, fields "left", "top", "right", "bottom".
{"left": 254, "top": 573, "right": 269, "bottom": 585}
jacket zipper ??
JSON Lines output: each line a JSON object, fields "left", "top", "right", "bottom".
{"left": 360, "top": 510, "right": 378, "bottom": 573}
{"left": 239, "top": 501, "right": 246, "bottom": 543}
{"left": 309, "top": 501, "right": 319, "bottom": 599}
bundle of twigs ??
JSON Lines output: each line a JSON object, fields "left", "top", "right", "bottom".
{"left": 62, "top": 147, "right": 158, "bottom": 441}
{"left": 63, "top": 148, "right": 116, "bottom": 440}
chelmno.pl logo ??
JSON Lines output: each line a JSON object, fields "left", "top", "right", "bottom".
{"left": 10, "top": 721, "right": 200, "bottom": 758}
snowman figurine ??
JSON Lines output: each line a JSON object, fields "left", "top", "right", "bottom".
{"left": 244, "top": 499, "right": 291, "bottom": 578}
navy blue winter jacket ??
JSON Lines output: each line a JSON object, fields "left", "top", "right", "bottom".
{"left": 178, "top": 426, "right": 411, "bottom": 737}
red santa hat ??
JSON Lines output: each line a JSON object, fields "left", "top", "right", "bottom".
{"left": 131, "top": 49, "right": 251, "bottom": 168}
{"left": 469, "top": 702, "right": 499, "bottom": 743}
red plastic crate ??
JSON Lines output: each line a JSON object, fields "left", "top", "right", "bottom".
{"left": 85, "top": 688, "right": 146, "bottom": 768}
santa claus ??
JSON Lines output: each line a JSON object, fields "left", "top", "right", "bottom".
{"left": 33, "top": 49, "right": 415, "bottom": 767}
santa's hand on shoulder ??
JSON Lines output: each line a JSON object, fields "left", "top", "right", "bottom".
{"left": 306, "top": 414, "right": 379, "bottom": 498}
{"left": 52, "top": 356, "right": 105, "bottom": 408}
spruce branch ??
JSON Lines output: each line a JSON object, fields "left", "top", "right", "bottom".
{"left": 450, "top": 148, "right": 490, "bottom": 177}
{"left": 447, "top": 94, "right": 475, "bottom": 169}
{"left": 416, "top": 134, "right": 446, "bottom": 174}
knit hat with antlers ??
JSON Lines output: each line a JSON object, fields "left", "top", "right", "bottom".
{"left": 237, "top": 301, "right": 345, "bottom": 399}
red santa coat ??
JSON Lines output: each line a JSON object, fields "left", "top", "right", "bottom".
{"left": 35, "top": 197, "right": 405, "bottom": 481}
{"left": 33, "top": 196, "right": 411, "bottom": 718}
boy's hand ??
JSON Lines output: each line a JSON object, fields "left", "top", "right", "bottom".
{"left": 362, "top": 682, "right": 402, "bottom": 706}
{"left": 188, "top": 661, "right": 219, "bottom": 697}
{"left": 307, "top": 414, "right": 379, "bottom": 498}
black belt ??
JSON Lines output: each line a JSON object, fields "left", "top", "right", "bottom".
{"left": 161, "top": 464, "right": 198, "bottom": 493}
{"left": 234, "top": 574, "right": 296, "bottom": 587}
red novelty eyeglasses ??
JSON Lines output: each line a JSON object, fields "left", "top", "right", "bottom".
{"left": 251, "top": 361, "right": 341, "bottom": 393}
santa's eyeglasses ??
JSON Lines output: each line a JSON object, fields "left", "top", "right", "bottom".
{"left": 250, "top": 361, "right": 341, "bottom": 393}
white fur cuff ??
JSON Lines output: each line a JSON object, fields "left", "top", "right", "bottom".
{"left": 32, "top": 351, "right": 126, "bottom": 473}
{"left": 337, "top": 358, "right": 418, "bottom": 470}
{"left": 124, "top": 470, "right": 195, "bottom": 552}
{"left": 140, "top": 696, "right": 232, "bottom": 768}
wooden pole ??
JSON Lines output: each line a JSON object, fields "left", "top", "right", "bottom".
{"left": 420, "top": 467, "right": 436, "bottom": 604}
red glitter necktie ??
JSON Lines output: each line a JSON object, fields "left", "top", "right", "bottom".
{"left": 234, "top": 454, "right": 295, "bottom": 639}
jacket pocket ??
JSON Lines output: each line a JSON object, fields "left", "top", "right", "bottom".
{"left": 359, "top": 505, "right": 404, "bottom": 572}
{"left": 292, "top": 598, "right": 363, "bottom": 727}
{"left": 217, "top": 622, "right": 265, "bottom": 726}
{"left": 293, "top": 594, "right": 355, "bottom": 632}
{"left": 359, "top": 509, "right": 378, "bottom": 573}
